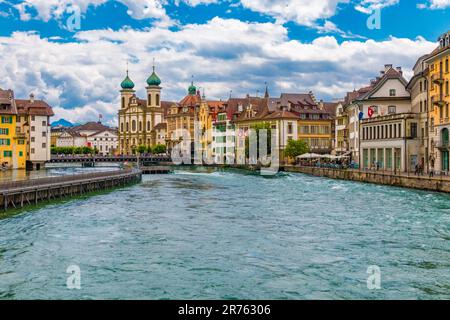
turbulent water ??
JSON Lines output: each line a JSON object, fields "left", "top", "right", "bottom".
{"left": 0, "top": 168, "right": 449, "bottom": 299}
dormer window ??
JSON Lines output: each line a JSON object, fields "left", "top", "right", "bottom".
{"left": 389, "top": 89, "right": 396, "bottom": 97}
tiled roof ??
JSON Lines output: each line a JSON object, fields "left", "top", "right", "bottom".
{"left": 179, "top": 93, "right": 201, "bottom": 107}
{"left": 323, "top": 102, "right": 339, "bottom": 118}
{"left": 87, "top": 129, "right": 118, "bottom": 137}
{"left": 268, "top": 93, "right": 317, "bottom": 112}
{"left": 263, "top": 109, "right": 299, "bottom": 120}
{"left": 16, "top": 99, "right": 54, "bottom": 116}
{"left": 356, "top": 66, "right": 408, "bottom": 101}
{"left": 153, "top": 122, "right": 167, "bottom": 131}
{"left": 72, "top": 122, "right": 111, "bottom": 132}
{"left": 234, "top": 97, "right": 269, "bottom": 122}
{"left": 161, "top": 101, "right": 174, "bottom": 116}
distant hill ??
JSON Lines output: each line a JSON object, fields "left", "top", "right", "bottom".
{"left": 51, "top": 119, "right": 73, "bottom": 127}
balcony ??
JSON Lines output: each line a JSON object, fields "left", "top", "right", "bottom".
{"left": 437, "top": 140, "right": 450, "bottom": 150}
{"left": 431, "top": 73, "right": 444, "bottom": 85}
{"left": 15, "top": 128, "right": 26, "bottom": 138}
{"left": 431, "top": 95, "right": 445, "bottom": 107}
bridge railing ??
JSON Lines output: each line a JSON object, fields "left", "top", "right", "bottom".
{"left": 49, "top": 155, "right": 172, "bottom": 162}
{"left": 0, "top": 169, "right": 138, "bottom": 192}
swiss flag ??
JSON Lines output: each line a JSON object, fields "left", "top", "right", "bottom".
{"left": 368, "top": 107, "right": 374, "bottom": 118}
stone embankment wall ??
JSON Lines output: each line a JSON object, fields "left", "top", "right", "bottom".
{"left": 284, "top": 166, "right": 450, "bottom": 193}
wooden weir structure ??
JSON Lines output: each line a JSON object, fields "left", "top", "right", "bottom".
{"left": 0, "top": 169, "right": 142, "bottom": 212}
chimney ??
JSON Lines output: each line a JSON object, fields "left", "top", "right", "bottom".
{"left": 380, "top": 71, "right": 385, "bottom": 76}
{"left": 319, "top": 99, "right": 324, "bottom": 110}
{"left": 29, "top": 93, "right": 35, "bottom": 103}
{"left": 384, "top": 64, "right": 393, "bottom": 72}
{"left": 396, "top": 66, "right": 403, "bottom": 75}
{"left": 370, "top": 79, "right": 377, "bottom": 85}
{"left": 309, "top": 91, "right": 317, "bottom": 104}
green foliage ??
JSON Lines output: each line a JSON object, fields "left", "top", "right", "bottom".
{"left": 284, "top": 139, "right": 310, "bottom": 159}
{"left": 51, "top": 146, "right": 97, "bottom": 155}
{"left": 137, "top": 145, "right": 147, "bottom": 154}
{"left": 152, "top": 144, "right": 167, "bottom": 154}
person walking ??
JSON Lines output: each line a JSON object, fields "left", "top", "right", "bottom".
{"left": 429, "top": 159, "right": 435, "bottom": 178}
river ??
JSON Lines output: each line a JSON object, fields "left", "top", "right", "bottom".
{"left": 0, "top": 168, "right": 448, "bottom": 299}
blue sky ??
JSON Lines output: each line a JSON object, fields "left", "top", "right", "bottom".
{"left": 0, "top": 0, "right": 449, "bottom": 125}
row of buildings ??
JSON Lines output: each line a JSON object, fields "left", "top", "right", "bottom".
{"left": 0, "top": 89, "right": 53, "bottom": 170}
{"left": 334, "top": 30, "right": 450, "bottom": 173}
{"left": 52, "top": 122, "right": 119, "bottom": 156}
{"left": 117, "top": 30, "right": 450, "bottom": 174}
{"left": 117, "top": 67, "right": 338, "bottom": 164}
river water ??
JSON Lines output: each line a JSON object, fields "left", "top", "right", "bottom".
{"left": 0, "top": 168, "right": 448, "bottom": 299}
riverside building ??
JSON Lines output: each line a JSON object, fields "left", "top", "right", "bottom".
{"left": 357, "top": 65, "right": 420, "bottom": 172}
{"left": 425, "top": 31, "right": 450, "bottom": 174}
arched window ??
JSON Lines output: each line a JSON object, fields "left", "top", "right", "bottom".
{"left": 132, "top": 120, "right": 136, "bottom": 132}
{"left": 121, "top": 97, "right": 125, "bottom": 108}
{"left": 147, "top": 121, "right": 151, "bottom": 131}
{"left": 139, "top": 121, "right": 142, "bottom": 131}
{"left": 148, "top": 94, "right": 152, "bottom": 106}
{"left": 156, "top": 94, "right": 160, "bottom": 106}
{"left": 121, "top": 123, "right": 124, "bottom": 132}
{"left": 442, "top": 128, "right": 449, "bottom": 146}
{"left": 126, "top": 122, "right": 129, "bottom": 132}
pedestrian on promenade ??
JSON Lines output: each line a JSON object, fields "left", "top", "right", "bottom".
{"left": 429, "top": 160, "right": 435, "bottom": 178}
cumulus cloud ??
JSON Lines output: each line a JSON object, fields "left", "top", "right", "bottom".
{"left": 0, "top": 18, "right": 437, "bottom": 125}
{"left": 417, "top": 0, "right": 450, "bottom": 9}
{"left": 354, "top": 0, "right": 400, "bottom": 14}
{"left": 12, "top": 0, "right": 172, "bottom": 24}
{"left": 239, "top": 0, "right": 350, "bottom": 26}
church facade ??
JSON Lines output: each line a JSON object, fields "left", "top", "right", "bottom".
{"left": 117, "top": 66, "right": 165, "bottom": 155}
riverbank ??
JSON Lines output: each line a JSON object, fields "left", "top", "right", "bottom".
{"left": 285, "top": 165, "right": 450, "bottom": 193}
{"left": 0, "top": 169, "right": 142, "bottom": 211}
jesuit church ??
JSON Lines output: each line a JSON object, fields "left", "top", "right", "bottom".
{"left": 117, "top": 65, "right": 169, "bottom": 155}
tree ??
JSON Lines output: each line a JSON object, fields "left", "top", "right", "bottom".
{"left": 284, "top": 139, "right": 310, "bottom": 160}
{"left": 137, "top": 145, "right": 147, "bottom": 154}
{"left": 152, "top": 144, "right": 167, "bottom": 154}
{"left": 82, "top": 146, "right": 92, "bottom": 155}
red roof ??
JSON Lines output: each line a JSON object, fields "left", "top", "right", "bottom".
{"left": 179, "top": 93, "right": 201, "bottom": 107}
{"left": 16, "top": 99, "right": 54, "bottom": 116}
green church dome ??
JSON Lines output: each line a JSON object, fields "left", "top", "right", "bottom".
{"left": 147, "top": 66, "right": 161, "bottom": 86}
{"left": 121, "top": 72, "right": 135, "bottom": 90}
{"left": 188, "top": 81, "right": 197, "bottom": 95}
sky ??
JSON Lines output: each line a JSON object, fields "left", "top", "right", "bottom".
{"left": 0, "top": 0, "right": 449, "bottom": 126}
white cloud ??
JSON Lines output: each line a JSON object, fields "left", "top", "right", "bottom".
{"left": 12, "top": 0, "right": 172, "bottom": 24}
{"left": 175, "top": 0, "right": 219, "bottom": 6}
{"left": 417, "top": 0, "right": 450, "bottom": 9}
{"left": 239, "top": 0, "right": 350, "bottom": 26}
{"left": 0, "top": 18, "right": 437, "bottom": 124}
{"left": 354, "top": 0, "right": 399, "bottom": 14}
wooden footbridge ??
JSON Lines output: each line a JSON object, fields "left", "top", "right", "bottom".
{"left": 0, "top": 169, "right": 142, "bottom": 212}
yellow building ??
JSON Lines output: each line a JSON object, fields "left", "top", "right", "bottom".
{"left": 0, "top": 88, "right": 26, "bottom": 169}
{"left": 426, "top": 31, "right": 450, "bottom": 172}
